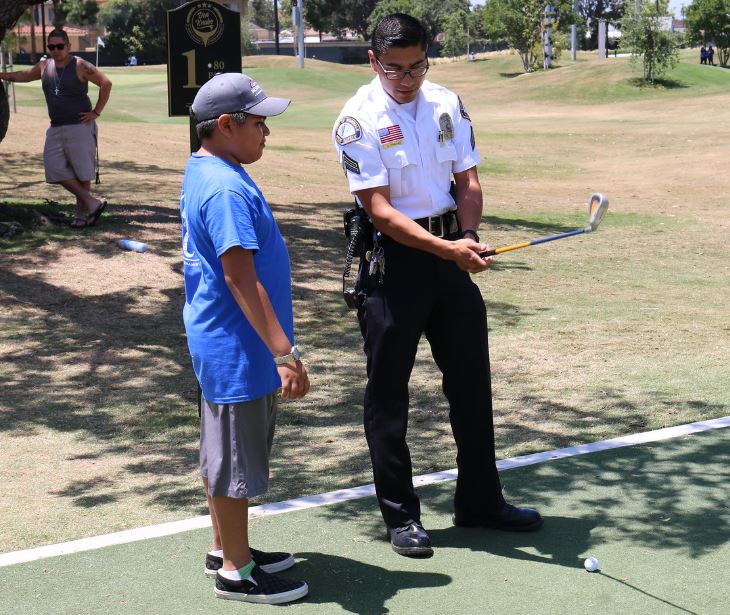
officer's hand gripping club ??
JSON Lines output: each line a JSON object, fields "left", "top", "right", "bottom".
{"left": 478, "top": 193, "right": 609, "bottom": 258}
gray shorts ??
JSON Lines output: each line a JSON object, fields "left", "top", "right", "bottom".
{"left": 44, "top": 122, "right": 97, "bottom": 183}
{"left": 200, "top": 393, "right": 278, "bottom": 499}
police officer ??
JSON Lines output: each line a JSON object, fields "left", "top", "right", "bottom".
{"left": 332, "top": 13, "right": 543, "bottom": 558}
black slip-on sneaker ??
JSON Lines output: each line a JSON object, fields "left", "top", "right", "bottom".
{"left": 205, "top": 548, "right": 295, "bottom": 577}
{"left": 214, "top": 565, "right": 308, "bottom": 604}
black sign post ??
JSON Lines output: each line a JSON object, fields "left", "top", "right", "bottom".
{"left": 167, "top": 1, "right": 242, "bottom": 151}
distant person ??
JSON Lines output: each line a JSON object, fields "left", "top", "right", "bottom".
{"left": 700, "top": 47, "right": 707, "bottom": 65}
{"left": 332, "top": 13, "right": 543, "bottom": 559}
{"left": 707, "top": 46, "right": 715, "bottom": 66}
{"left": 182, "top": 73, "right": 309, "bottom": 605}
{"left": 128, "top": 54, "right": 137, "bottom": 66}
{"left": 0, "top": 29, "right": 110, "bottom": 228}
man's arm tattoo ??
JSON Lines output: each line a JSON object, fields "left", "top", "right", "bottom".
{"left": 81, "top": 60, "right": 97, "bottom": 76}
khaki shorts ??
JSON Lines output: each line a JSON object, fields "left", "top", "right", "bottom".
{"left": 43, "top": 122, "right": 97, "bottom": 183}
{"left": 200, "top": 393, "right": 278, "bottom": 499}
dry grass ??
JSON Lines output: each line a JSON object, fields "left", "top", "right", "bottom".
{"left": 0, "top": 53, "right": 728, "bottom": 552}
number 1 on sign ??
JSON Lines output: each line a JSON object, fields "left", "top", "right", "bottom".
{"left": 182, "top": 49, "right": 197, "bottom": 88}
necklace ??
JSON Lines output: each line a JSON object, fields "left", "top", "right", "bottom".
{"left": 52, "top": 60, "right": 70, "bottom": 96}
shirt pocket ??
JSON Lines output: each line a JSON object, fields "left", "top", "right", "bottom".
{"left": 435, "top": 144, "right": 457, "bottom": 166}
{"left": 434, "top": 144, "right": 458, "bottom": 191}
{"left": 381, "top": 148, "right": 411, "bottom": 198}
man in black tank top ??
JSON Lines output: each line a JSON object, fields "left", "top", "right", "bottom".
{"left": 0, "top": 29, "right": 112, "bottom": 228}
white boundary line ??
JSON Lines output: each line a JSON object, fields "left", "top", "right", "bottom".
{"left": 2, "top": 416, "right": 728, "bottom": 568}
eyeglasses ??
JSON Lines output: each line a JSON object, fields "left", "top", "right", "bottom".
{"left": 375, "top": 57, "right": 429, "bottom": 81}
{"left": 47, "top": 44, "right": 67, "bottom": 51}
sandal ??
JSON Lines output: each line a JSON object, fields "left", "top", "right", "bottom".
{"left": 70, "top": 216, "right": 89, "bottom": 228}
{"left": 87, "top": 199, "right": 108, "bottom": 227}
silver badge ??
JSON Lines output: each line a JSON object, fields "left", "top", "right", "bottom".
{"left": 438, "top": 113, "right": 453, "bottom": 143}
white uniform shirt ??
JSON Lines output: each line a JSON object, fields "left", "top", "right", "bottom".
{"left": 332, "top": 77, "right": 480, "bottom": 220}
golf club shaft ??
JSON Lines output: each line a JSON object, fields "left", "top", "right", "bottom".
{"left": 479, "top": 227, "right": 588, "bottom": 257}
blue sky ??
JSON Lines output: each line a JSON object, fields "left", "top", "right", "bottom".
{"left": 667, "top": 0, "right": 690, "bottom": 15}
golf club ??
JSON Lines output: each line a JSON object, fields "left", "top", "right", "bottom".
{"left": 478, "top": 192, "right": 609, "bottom": 258}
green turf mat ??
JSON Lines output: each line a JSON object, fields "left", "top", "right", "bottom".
{"left": 1, "top": 428, "right": 727, "bottom": 614}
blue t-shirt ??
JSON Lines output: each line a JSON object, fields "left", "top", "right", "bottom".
{"left": 180, "top": 154, "right": 294, "bottom": 403}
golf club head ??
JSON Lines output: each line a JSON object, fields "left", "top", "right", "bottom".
{"left": 586, "top": 193, "right": 609, "bottom": 231}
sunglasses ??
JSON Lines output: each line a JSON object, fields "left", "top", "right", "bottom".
{"left": 47, "top": 44, "right": 67, "bottom": 51}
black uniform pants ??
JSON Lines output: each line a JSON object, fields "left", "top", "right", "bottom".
{"left": 357, "top": 235, "right": 505, "bottom": 529}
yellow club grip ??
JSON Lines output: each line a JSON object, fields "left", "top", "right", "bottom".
{"left": 494, "top": 242, "right": 531, "bottom": 255}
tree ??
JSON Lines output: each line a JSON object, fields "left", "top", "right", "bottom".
{"left": 685, "top": 0, "right": 730, "bottom": 67}
{"left": 482, "top": 0, "right": 573, "bottom": 72}
{"left": 619, "top": 0, "right": 680, "bottom": 83}
{"left": 328, "top": 0, "right": 378, "bottom": 39}
{"left": 367, "top": 0, "right": 410, "bottom": 36}
{"left": 277, "top": 0, "right": 292, "bottom": 30}
{"left": 249, "top": 0, "right": 276, "bottom": 29}
{"left": 1, "top": 1, "right": 44, "bottom": 143}
{"left": 441, "top": 9, "right": 469, "bottom": 57}
{"left": 576, "top": 1, "right": 625, "bottom": 50}
{"left": 1, "top": 0, "right": 99, "bottom": 142}
{"left": 305, "top": 0, "right": 338, "bottom": 39}
{"left": 0, "top": 79, "right": 7, "bottom": 144}
{"left": 368, "top": 0, "right": 472, "bottom": 43}
{"left": 55, "top": 0, "right": 99, "bottom": 28}
{"left": 66, "top": 0, "right": 99, "bottom": 25}
{"left": 99, "top": 0, "right": 179, "bottom": 63}
{"left": 1, "top": 3, "right": 31, "bottom": 54}
{"left": 467, "top": 4, "right": 488, "bottom": 50}
{"left": 1, "top": 2, "right": 38, "bottom": 44}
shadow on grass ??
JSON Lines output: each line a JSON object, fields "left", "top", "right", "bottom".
{"left": 294, "top": 552, "right": 451, "bottom": 614}
{"left": 0, "top": 151, "right": 183, "bottom": 198}
{"left": 312, "top": 425, "right": 729, "bottom": 600}
{"left": 626, "top": 77, "right": 689, "bottom": 89}
{"left": 483, "top": 213, "right": 583, "bottom": 235}
{"left": 0, "top": 193, "right": 725, "bottom": 540}
{"left": 0, "top": 201, "right": 181, "bottom": 256}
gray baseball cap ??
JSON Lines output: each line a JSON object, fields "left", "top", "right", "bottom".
{"left": 191, "top": 73, "right": 290, "bottom": 121}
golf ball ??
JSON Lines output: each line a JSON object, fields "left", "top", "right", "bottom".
{"left": 584, "top": 556, "right": 600, "bottom": 572}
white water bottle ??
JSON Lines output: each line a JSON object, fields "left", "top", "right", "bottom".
{"left": 118, "top": 239, "right": 148, "bottom": 253}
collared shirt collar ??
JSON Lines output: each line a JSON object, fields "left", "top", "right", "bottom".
{"left": 371, "top": 76, "right": 429, "bottom": 118}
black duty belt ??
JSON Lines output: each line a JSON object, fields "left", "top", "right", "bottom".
{"left": 414, "top": 210, "right": 459, "bottom": 238}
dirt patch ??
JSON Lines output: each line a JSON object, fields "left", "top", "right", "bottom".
{"left": 1, "top": 61, "right": 728, "bottom": 552}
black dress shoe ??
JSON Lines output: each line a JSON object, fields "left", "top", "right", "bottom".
{"left": 453, "top": 502, "right": 543, "bottom": 532}
{"left": 388, "top": 522, "right": 434, "bottom": 557}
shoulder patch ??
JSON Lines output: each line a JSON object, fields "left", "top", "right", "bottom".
{"left": 335, "top": 116, "right": 362, "bottom": 146}
{"left": 458, "top": 97, "right": 471, "bottom": 122}
{"left": 341, "top": 151, "right": 361, "bottom": 175}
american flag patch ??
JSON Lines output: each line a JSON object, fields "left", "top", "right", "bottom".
{"left": 378, "top": 125, "right": 403, "bottom": 145}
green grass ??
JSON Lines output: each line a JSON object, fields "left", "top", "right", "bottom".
{"left": 9, "top": 51, "right": 729, "bottom": 125}
{"left": 7, "top": 60, "right": 373, "bottom": 128}
{"left": 459, "top": 49, "right": 730, "bottom": 105}
{"left": 1, "top": 50, "right": 728, "bottom": 552}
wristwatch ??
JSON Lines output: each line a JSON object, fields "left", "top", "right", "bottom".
{"left": 274, "top": 345, "right": 302, "bottom": 365}
{"left": 462, "top": 229, "right": 480, "bottom": 242}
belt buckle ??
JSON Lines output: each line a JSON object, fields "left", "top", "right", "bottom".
{"left": 428, "top": 215, "right": 444, "bottom": 238}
